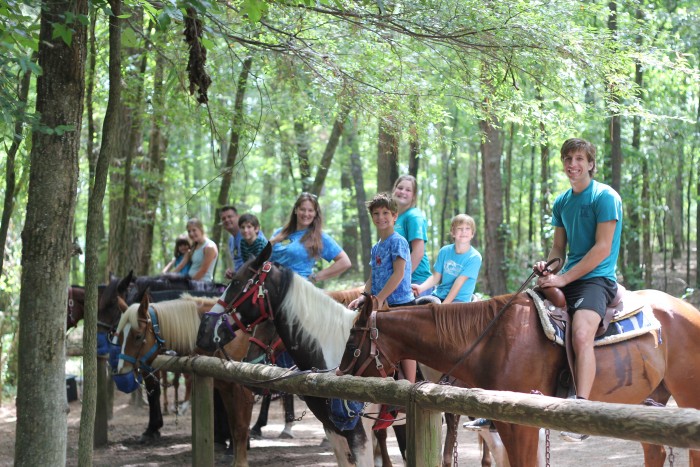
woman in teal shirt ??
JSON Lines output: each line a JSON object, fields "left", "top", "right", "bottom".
{"left": 392, "top": 175, "right": 432, "bottom": 286}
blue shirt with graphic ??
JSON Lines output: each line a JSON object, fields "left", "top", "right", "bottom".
{"left": 394, "top": 207, "right": 432, "bottom": 283}
{"left": 552, "top": 179, "right": 622, "bottom": 281}
{"left": 370, "top": 232, "right": 414, "bottom": 306}
{"left": 432, "top": 244, "right": 482, "bottom": 302}
{"left": 229, "top": 230, "right": 267, "bottom": 272}
{"left": 270, "top": 228, "right": 343, "bottom": 279}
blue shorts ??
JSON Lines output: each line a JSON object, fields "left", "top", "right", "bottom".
{"left": 561, "top": 277, "right": 617, "bottom": 320}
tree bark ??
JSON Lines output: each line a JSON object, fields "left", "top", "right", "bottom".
{"left": 408, "top": 96, "right": 420, "bottom": 178}
{"left": 479, "top": 110, "right": 507, "bottom": 295}
{"left": 310, "top": 103, "right": 351, "bottom": 196}
{"left": 377, "top": 115, "right": 399, "bottom": 193}
{"left": 14, "top": 0, "right": 87, "bottom": 464}
{"left": 295, "top": 120, "right": 312, "bottom": 192}
{"left": 80, "top": 2, "right": 122, "bottom": 459}
{"left": 211, "top": 57, "right": 253, "bottom": 249}
{"left": 347, "top": 117, "right": 372, "bottom": 280}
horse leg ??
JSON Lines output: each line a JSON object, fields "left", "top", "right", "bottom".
{"left": 392, "top": 424, "right": 406, "bottom": 461}
{"left": 492, "top": 422, "right": 538, "bottom": 467}
{"left": 251, "top": 393, "right": 271, "bottom": 438}
{"left": 281, "top": 393, "right": 295, "bottom": 438}
{"left": 217, "top": 381, "right": 254, "bottom": 467}
{"left": 141, "top": 374, "right": 163, "bottom": 443}
{"left": 442, "top": 413, "right": 459, "bottom": 466}
{"left": 179, "top": 373, "right": 192, "bottom": 414}
{"left": 373, "top": 428, "right": 392, "bottom": 467}
{"left": 172, "top": 372, "right": 179, "bottom": 414}
{"left": 213, "top": 388, "right": 231, "bottom": 449}
{"left": 160, "top": 370, "right": 170, "bottom": 415}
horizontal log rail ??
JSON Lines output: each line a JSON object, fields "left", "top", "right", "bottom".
{"left": 154, "top": 354, "right": 700, "bottom": 450}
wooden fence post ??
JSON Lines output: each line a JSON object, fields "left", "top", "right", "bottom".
{"left": 191, "top": 374, "right": 214, "bottom": 467}
{"left": 94, "top": 356, "right": 109, "bottom": 447}
{"left": 406, "top": 393, "right": 442, "bottom": 467}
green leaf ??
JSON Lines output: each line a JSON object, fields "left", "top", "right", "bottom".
{"left": 51, "top": 22, "right": 73, "bottom": 47}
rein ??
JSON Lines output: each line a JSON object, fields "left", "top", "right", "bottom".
{"left": 441, "top": 258, "right": 562, "bottom": 381}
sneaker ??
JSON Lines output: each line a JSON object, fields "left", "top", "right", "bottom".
{"left": 462, "top": 418, "right": 493, "bottom": 431}
{"left": 560, "top": 431, "right": 590, "bottom": 442}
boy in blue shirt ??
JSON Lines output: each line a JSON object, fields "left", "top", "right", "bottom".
{"left": 349, "top": 192, "right": 416, "bottom": 381}
{"left": 412, "top": 214, "right": 482, "bottom": 303}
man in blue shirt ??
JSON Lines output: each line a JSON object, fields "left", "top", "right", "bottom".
{"left": 534, "top": 138, "right": 622, "bottom": 442}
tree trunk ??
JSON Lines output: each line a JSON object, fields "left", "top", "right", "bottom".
{"left": 14, "top": 0, "right": 87, "bottom": 464}
{"left": 408, "top": 96, "right": 420, "bottom": 178}
{"left": 310, "top": 103, "right": 351, "bottom": 196}
{"left": 341, "top": 162, "right": 358, "bottom": 273}
{"left": 347, "top": 117, "right": 372, "bottom": 280}
{"left": 671, "top": 149, "right": 684, "bottom": 264}
{"left": 0, "top": 57, "right": 32, "bottom": 278}
{"left": 377, "top": 115, "right": 399, "bottom": 193}
{"left": 539, "top": 119, "right": 551, "bottom": 257}
{"left": 504, "top": 122, "right": 514, "bottom": 257}
{"left": 295, "top": 120, "right": 312, "bottom": 192}
{"left": 211, "top": 57, "right": 253, "bottom": 250}
{"left": 80, "top": 1, "right": 122, "bottom": 459}
{"left": 479, "top": 112, "right": 507, "bottom": 295}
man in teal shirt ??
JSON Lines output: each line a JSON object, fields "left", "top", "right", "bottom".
{"left": 534, "top": 138, "right": 622, "bottom": 442}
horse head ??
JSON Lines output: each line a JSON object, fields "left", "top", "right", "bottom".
{"left": 97, "top": 271, "right": 132, "bottom": 333}
{"left": 112, "top": 293, "right": 161, "bottom": 393}
{"left": 337, "top": 294, "right": 397, "bottom": 378}
{"left": 196, "top": 242, "right": 281, "bottom": 353}
{"left": 66, "top": 286, "right": 85, "bottom": 330}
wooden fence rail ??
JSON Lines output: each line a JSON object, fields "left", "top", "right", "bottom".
{"left": 154, "top": 355, "right": 700, "bottom": 465}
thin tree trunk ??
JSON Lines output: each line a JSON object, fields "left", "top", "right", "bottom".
{"left": 14, "top": 0, "right": 87, "bottom": 464}
{"left": 211, "top": 57, "right": 253, "bottom": 249}
{"left": 80, "top": 1, "right": 122, "bottom": 459}
{"left": 539, "top": 114, "right": 551, "bottom": 257}
{"left": 528, "top": 145, "right": 536, "bottom": 248}
{"left": 504, "top": 122, "right": 514, "bottom": 257}
{"left": 348, "top": 116, "right": 372, "bottom": 280}
{"left": 642, "top": 156, "right": 652, "bottom": 287}
{"left": 408, "top": 96, "right": 420, "bottom": 178}
{"left": 377, "top": 115, "right": 399, "bottom": 193}
{"left": 310, "top": 103, "right": 351, "bottom": 196}
{"left": 479, "top": 99, "right": 507, "bottom": 295}
{"left": 341, "top": 162, "right": 358, "bottom": 272}
{"left": 671, "top": 148, "right": 684, "bottom": 264}
{"left": 295, "top": 120, "right": 312, "bottom": 192}
{"left": 0, "top": 58, "right": 32, "bottom": 278}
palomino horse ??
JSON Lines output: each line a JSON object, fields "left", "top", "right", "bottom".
{"left": 337, "top": 291, "right": 700, "bottom": 467}
{"left": 197, "top": 246, "right": 374, "bottom": 466}
{"left": 113, "top": 294, "right": 254, "bottom": 467}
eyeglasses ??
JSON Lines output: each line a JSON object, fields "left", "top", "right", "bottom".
{"left": 299, "top": 192, "right": 318, "bottom": 200}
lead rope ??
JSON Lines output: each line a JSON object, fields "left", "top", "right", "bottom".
{"left": 545, "top": 429, "right": 551, "bottom": 467}
{"left": 669, "top": 447, "right": 674, "bottom": 466}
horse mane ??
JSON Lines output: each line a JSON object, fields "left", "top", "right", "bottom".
{"left": 325, "top": 286, "right": 365, "bottom": 306}
{"left": 180, "top": 293, "right": 218, "bottom": 306}
{"left": 117, "top": 300, "right": 200, "bottom": 355}
{"left": 433, "top": 294, "right": 514, "bottom": 350}
{"left": 279, "top": 273, "right": 359, "bottom": 368}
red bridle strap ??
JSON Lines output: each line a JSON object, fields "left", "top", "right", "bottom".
{"left": 338, "top": 311, "right": 397, "bottom": 378}
{"left": 216, "top": 262, "right": 274, "bottom": 332}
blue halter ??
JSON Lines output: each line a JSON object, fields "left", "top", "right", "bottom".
{"left": 118, "top": 306, "right": 165, "bottom": 374}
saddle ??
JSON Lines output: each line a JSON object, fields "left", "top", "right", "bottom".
{"left": 529, "top": 285, "right": 658, "bottom": 397}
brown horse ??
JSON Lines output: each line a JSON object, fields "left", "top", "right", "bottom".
{"left": 337, "top": 291, "right": 700, "bottom": 467}
{"left": 113, "top": 294, "right": 254, "bottom": 467}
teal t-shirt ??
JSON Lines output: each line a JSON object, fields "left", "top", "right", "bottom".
{"left": 394, "top": 207, "right": 431, "bottom": 283}
{"left": 552, "top": 179, "right": 622, "bottom": 281}
{"left": 433, "top": 244, "right": 482, "bottom": 302}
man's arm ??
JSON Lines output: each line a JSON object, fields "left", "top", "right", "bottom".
{"left": 540, "top": 221, "right": 616, "bottom": 288}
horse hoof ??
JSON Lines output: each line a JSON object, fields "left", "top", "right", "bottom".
{"left": 139, "top": 431, "right": 161, "bottom": 444}
{"left": 250, "top": 427, "right": 263, "bottom": 439}
{"left": 178, "top": 401, "right": 190, "bottom": 414}
{"left": 279, "top": 430, "right": 294, "bottom": 439}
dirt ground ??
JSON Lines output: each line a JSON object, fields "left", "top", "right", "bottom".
{"left": 0, "top": 380, "right": 690, "bottom": 466}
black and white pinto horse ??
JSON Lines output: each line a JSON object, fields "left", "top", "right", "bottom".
{"left": 197, "top": 246, "right": 377, "bottom": 466}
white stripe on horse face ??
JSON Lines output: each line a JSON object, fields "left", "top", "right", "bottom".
{"left": 116, "top": 323, "right": 131, "bottom": 373}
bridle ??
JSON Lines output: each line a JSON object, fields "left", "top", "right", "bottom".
{"left": 118, "top": 305, "right": 165, "bottom": 375}
{"left": 247, "top": 333, "right": 285, "bottom": 365}
{"left": 337, "top": 310, "right": 398, "bottom": 378}
{"left": 66, "top": 287, "right": 79, "bottom": 329}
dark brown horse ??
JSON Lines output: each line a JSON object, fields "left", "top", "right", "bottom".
{"left": 338, "top": 291, "right": 700, "bottom": 467}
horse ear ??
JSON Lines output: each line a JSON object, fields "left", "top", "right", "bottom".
{"left": 251, "top": 242, "right": 273, "bottom": 270}
{"left": 117, "top": 271, "right": 134, "bottom": 294}
{"left": 138, "top": 290, "right": 150, "bottom": 319}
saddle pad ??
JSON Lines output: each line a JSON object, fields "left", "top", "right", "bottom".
{"left": 527, "top": 289, "right": 662, "bottom": 348}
